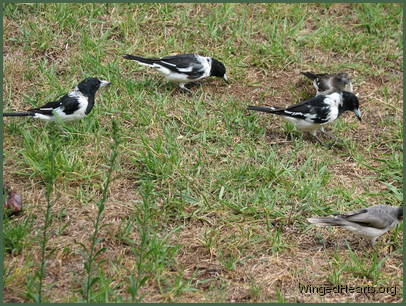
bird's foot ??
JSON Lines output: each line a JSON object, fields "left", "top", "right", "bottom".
{"left": 307, "top": 133, "right": 323, "bottom": 144}
{"left": 57, "top": 125, "right": 72, "bottom": 138}
{"left": 321, "top": 129, "right": 338, "bottom": 141}
{"left": 179, "top": 83, "right": 193, "bottom": 94}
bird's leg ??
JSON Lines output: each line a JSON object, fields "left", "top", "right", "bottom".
{"left": 320, "top": 128, "right": 342, "bottom": 147}
{"left": 309, "top": 130, "right": 323, "bottom": 144}
{"left": 191, "top": 81, "right": 202, "bottom": 87}
{"left": 179, "top": 83, "right": 193, "bottom": 94}
{"left": 321, "top": 128, "right": 338, "bottom": 140}
{"left": 56, "top": 123, "right": 72, "bottom": 138}
{"left": 314, "top": 136, "right": 324, "bottom": 145}
{"left": 321, "top": 127, "right": 342, "bottom": 144}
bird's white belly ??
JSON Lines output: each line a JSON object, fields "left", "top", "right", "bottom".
{"left": 34, "top": 108, "right": 85, "bottom": 121}
{"left": 345, "top": 225, "right": 388, "bottom": 240}
{"left": 55, "top": 107, "right": 86, "bottom": 121}
{"left": 284, "top": 117, "right": 321, "bottom": 132}
{"left": 33, "top": 113, "right": 54, "bottom": 121}
{"left": 152, "top": 65, "right": 192, "bottom": 83}
{"left": 165, "top": 71, "right": 194, "bottom": 83}
{"left": 34, "top": 95, "right": 87, "bottom": 121}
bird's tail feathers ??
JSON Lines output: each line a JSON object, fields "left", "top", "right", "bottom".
{"left": 122, "top": 54, "right": 158, "bottom": 66}
{"left": 247, "top": 105, "right": 279, "bottom": 113}
{"left": 3, "top": 112, "right": 35, "bottom": 117}
{"left": 301, "top": 71, "right": 317, "bottom": 80}
{"left": 307, "top": 217, "right": 347, "bottom": 227}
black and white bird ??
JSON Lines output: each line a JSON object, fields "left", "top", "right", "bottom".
{"left": 308, "top": 205, "right": 403, "bottom": 246}
{"left": 123, "top": 53, "right": 228, "bottom": 92}
{"left": 3, "top": 77, "right": 110, "bottom": 121}
{"left": 301, "top": 72, "right": 353, "bottom": 95}
{"left": 247, "top": 91, "right": 361, "bottom": 138}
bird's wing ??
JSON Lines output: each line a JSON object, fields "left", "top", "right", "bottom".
{"left": 58, "top": 94, "right": 81, "bottom": 115}
{"left": 277, "top": 96, "right": 331, "bottom": 123}
{"left": 340, "top": 208, "right": 392, "bottom": 229}
{"left": 160, "top": 54, "right": 200, "bottom": 68}
{"left": 159, "top": 54, "right": 205, "bottom": 79}
{"left": 28, "top": 100, "right": 62, "bottom": 115}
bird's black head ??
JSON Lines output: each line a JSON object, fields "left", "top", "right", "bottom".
{"left": 210, "top": 58, "right": 228, "bottom": 83}
{"left": 342, "top": 91, "right": 361, "bottom": 121}
{"left": 77, "top": 77, "right": 111, "bottom": 96}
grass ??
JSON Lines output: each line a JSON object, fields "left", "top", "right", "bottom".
{"left": 80, "top": 120, "right": 121, "bottom": 303}
{"left": 2, "top": 3, "right": 403, "bottom": 303}
{"left": 32, "top": 131, "right": 58, "bottom": 304}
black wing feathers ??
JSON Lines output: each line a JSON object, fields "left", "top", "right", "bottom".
{"left": 28, "top": 95, "right": 80, "bottom": 115}
{"left": 58, "top": 95, "right": 81, "bottom": 115}
{"left": 160, "top": 54, "right": 204, "bottom": 79}
{"left": 160, "top": 54, "right": 199, "bottom": 68}
{"left": 28, "top": 101, "right": 61, "bottom": 115}
{"left": 282, "top": 96, "right": 330, "bottom": 124}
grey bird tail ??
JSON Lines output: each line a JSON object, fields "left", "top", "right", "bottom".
{"left": 307, "top": 217, "right": 347, "bottom": 227}
{"left": 122, "top": 54, "right": 158, "bottom": 66}
{"left": 247, "top": 105, "right": 279, "bottom": 113}
{"left": 3, "top": 112, "right": 35, "bottom": 117}
{"left": 301, "top": 72, "right": 318, "bottom": 80}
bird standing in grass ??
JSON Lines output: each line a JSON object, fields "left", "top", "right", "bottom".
{"left": 123, "top": 53, "right": 228, "bottom": 92}
{"left": 247, "top": 91, "right": 361, "bottom": 141}
{"left": 3, "top": 77, "right": 110, "bottom": 121}
{"left": 307, "top": 205, "right": 403, "bottom": 246}
{"left": 301, "top": 72, "right": 353, "bottom": 95}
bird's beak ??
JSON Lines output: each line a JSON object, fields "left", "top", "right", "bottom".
{"left": 100, "top": 80, "right": 111, "bottom": 87}
{"left": 223, "top": 74, "right": 229, "bottom": 84}
{"left": 354, "top": 108, "right": 362, "bottom": 121}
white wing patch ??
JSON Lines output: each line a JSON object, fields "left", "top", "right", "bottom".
{"left": 135, "top": 61, "right": 155, "bottom": 67}
{"left": 160, "top": 60, "right": 177, "bottom": 67}
{"left": 177, "top": 66, "right": 194, "bottom": 73}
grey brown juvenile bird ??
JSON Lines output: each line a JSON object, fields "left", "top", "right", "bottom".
{"left": 301, "top": 72, "right": 353, "bottom": 95}
{"left": 308, "top": 205, "right": 403, "bottom": 246}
